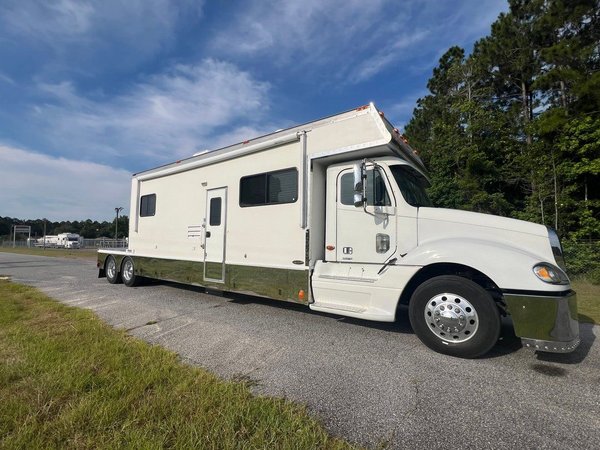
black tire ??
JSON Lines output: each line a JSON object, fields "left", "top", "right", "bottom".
{"left": 121, "top": 257, "right": 139, "bottom": 287}
{"left": 408, "top": 275, "right": 501, "bottom": 358}
{"left": 105, "top": 256, "right": 121, "bottom": 284}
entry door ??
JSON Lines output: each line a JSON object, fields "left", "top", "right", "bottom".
{"left": 204, "top": 187, "right": 227, "bottom": 282}
{"left": 335, "top": 168, "right": 397, "bottom": 263}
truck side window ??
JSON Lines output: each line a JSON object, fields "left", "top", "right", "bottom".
{"left": 240, "top": 168, "right": 298, "bottom": 207}
{"left": 140, "top": 194, "right": 156, "bottom": 217}
{"left": 340, "top": 169, "right": 391, "bottom": 206}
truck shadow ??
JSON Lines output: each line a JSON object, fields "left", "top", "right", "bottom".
{"left": 155, "top": 280, "right": 537, "bottom": 359}
{"left": 230, "top": 294, "right": 526, "bottom": 358}
{"left": 533, "top": 317, "right": 596, "bottom": 365}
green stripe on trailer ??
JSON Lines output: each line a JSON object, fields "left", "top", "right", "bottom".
{"left": 98, "top": 253, "right": 308, "bottom": 304}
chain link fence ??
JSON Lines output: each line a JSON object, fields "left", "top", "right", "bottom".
{"left": 562, "top": 240, "right": 600, "bottom": 284}
{"left": 1, "top": 238, "right": 127, "bottom": 249}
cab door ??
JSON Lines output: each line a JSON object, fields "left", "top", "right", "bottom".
{"left": 335, "top": 166, "right": 397, "bottom": 263}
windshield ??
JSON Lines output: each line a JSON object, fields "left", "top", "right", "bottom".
{"left": 389, "top": 165, "right": 432, "bottom": 207}
{"left": 68, "top": 237, "right": 78, "bottom": 241}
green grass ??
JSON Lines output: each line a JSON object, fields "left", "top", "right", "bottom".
{"left": 572, "top": 279, "right": 600, "bottom": 325}
{"left": 0, "top": 280, "right": 353, "bottom": 449}
{"left": 0, "top": 247, "right": 98, "bottom": 261}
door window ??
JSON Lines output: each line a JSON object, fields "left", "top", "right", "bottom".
{"left": 340, "top": 169, "right": 391, "bottom": 206}
{"left": 209, "top": 197, "right": 222, "bottom": 226}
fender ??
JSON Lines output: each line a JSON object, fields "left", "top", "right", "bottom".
{"left": 400, "top": 237, "right": 568, "bottom": 293}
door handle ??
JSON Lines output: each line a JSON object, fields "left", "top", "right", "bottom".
{"left": 205, "top": 231, "right": 211, "bottom": 238}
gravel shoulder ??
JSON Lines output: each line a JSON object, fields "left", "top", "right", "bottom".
{"left": 1, "top": 252, "right": 598, "bottom": 449}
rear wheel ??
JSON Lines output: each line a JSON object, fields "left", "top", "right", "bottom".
{"left": 121, "top": 257, "right": 139, "bottom": 287}
{"left": 105, "top": 256, "right": 121, "bottom": 284}
{"left": 408, "top": 275, "right": 501, "bottom": 358}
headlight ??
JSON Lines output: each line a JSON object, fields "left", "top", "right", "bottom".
{"left": 533, "top": 263, "right": 569, "bottom": 285}
{"left": 547, "top": 227, "right": 567, "bottom": 272}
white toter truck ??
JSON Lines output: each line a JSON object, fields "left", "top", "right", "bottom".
{"left": 57, "top": 233, "right": 81, "bottom": 249}
{"left": 37, "top": 233, "right": 81, "bottom": 248}
{"left": 98, "top": 104, "right": 579, "bottom": 358}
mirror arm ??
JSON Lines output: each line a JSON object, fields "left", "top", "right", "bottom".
{"left": 362, "top": 159, "right": 390, "bottom": 217}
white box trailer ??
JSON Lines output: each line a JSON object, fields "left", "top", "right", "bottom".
{"left": 36, "top": 235, "right": 59, "bottom": 247}
{"left": 98, "top": 103, "right": 579, "bottom": 358}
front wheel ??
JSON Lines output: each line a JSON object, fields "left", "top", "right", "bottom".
{"left": 408, "top": 275, "right": 501, "bottom": 358}
{"left": 121, "top": 257, "right": 139, "bottom": 287}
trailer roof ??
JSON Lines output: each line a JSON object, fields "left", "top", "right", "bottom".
{"left": 133, "top": 103, "right": 425, "bottom": 179}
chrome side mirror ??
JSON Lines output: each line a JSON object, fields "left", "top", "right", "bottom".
{"left": 353, "top": 162, "right": 366, "bottom": 207}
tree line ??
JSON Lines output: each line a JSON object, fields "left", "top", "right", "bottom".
{"left": 405, "top": 0, "right": 599, "bottom": 242}
{"left": 0, "top": 216, "right": 129, "bottom": 240}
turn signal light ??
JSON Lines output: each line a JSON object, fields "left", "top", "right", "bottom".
{"left": 533, "top": 263, "right": 568, "bottom": 284}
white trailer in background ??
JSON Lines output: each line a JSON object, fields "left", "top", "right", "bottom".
{"left": 97, "top": 103, "right": 579, "bottom": 358}
{"left": 36, "top": 235, "right": 59, "bottom": 247}
{"left": 35, "top": 233, "right": 82, "bottom": 248}
{"left": 57, "top": 233, "right": 82, "bottom": 249}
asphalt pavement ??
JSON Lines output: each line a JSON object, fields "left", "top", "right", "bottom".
{"left": 1, "top": 252, "right": 598, "bottom": 449}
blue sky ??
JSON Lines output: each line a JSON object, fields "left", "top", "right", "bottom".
{"left": 0, "top": 0, "right": 507, "bottom": 221}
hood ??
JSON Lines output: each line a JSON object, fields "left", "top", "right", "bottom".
{"left": 418, "top": 207, "right": 548, "bottom": 237}
{"left": 417, "top": 207, "right": 555, "bottom": 264}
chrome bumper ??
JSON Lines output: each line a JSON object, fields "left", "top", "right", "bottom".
{"left": 504, "top": 290, "right": 580, "bottom": 354}
{"left": 520, "top": 337, "right": 581, "bottom": 353}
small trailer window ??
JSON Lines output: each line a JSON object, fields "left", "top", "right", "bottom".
{"left": 240, "top": 168, "right": 298, "bottom": 207}
{"left": 140, "top": 194, "right": 156, "bottom": 217}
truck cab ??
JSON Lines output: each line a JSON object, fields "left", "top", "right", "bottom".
{"left": 311, "top": 157, "right": 579, "bottom": 358}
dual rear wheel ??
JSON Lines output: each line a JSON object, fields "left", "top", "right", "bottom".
{"left": 105, "top": 256, "right": 139, "bottom": 287}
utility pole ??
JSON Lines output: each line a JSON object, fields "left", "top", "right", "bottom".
{"left": 43, "top": 219, "right": 47, "bottom": 250}
{"left": 114, "top": 207, "right": 124, "bottom": 243}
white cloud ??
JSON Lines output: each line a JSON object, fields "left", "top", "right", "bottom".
{"left": 0, "top": 72, "right": 15, "bottom": 85}
{"left": 0, "top": 0, "right": 204, "bottom": 68}
{"left": 32, "top": 59, "right": 272, "bottom": 166}
{"left": 1, "top": 0, "right": 95, "bottom": 39}
{"left": 351, "top": 31, "right": 430, "bottom": 83}
{"left": 210, "top": 0, "right": 387, "bottom": 65}
{"left": 209, "top": 0, "right": 507, "bottom": 83}
{"left": 0, "top": 144, "right": 131, "bottom": 221}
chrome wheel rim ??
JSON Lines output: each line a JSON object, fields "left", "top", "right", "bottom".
{"left": 107, "top": 258, "right": 116, "bottom": 279}
{"left": 424, "top": 293, "right": 479, "bottom": 343}
{"left": 123, "top": 260, "right": 134, "bottom": 281}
